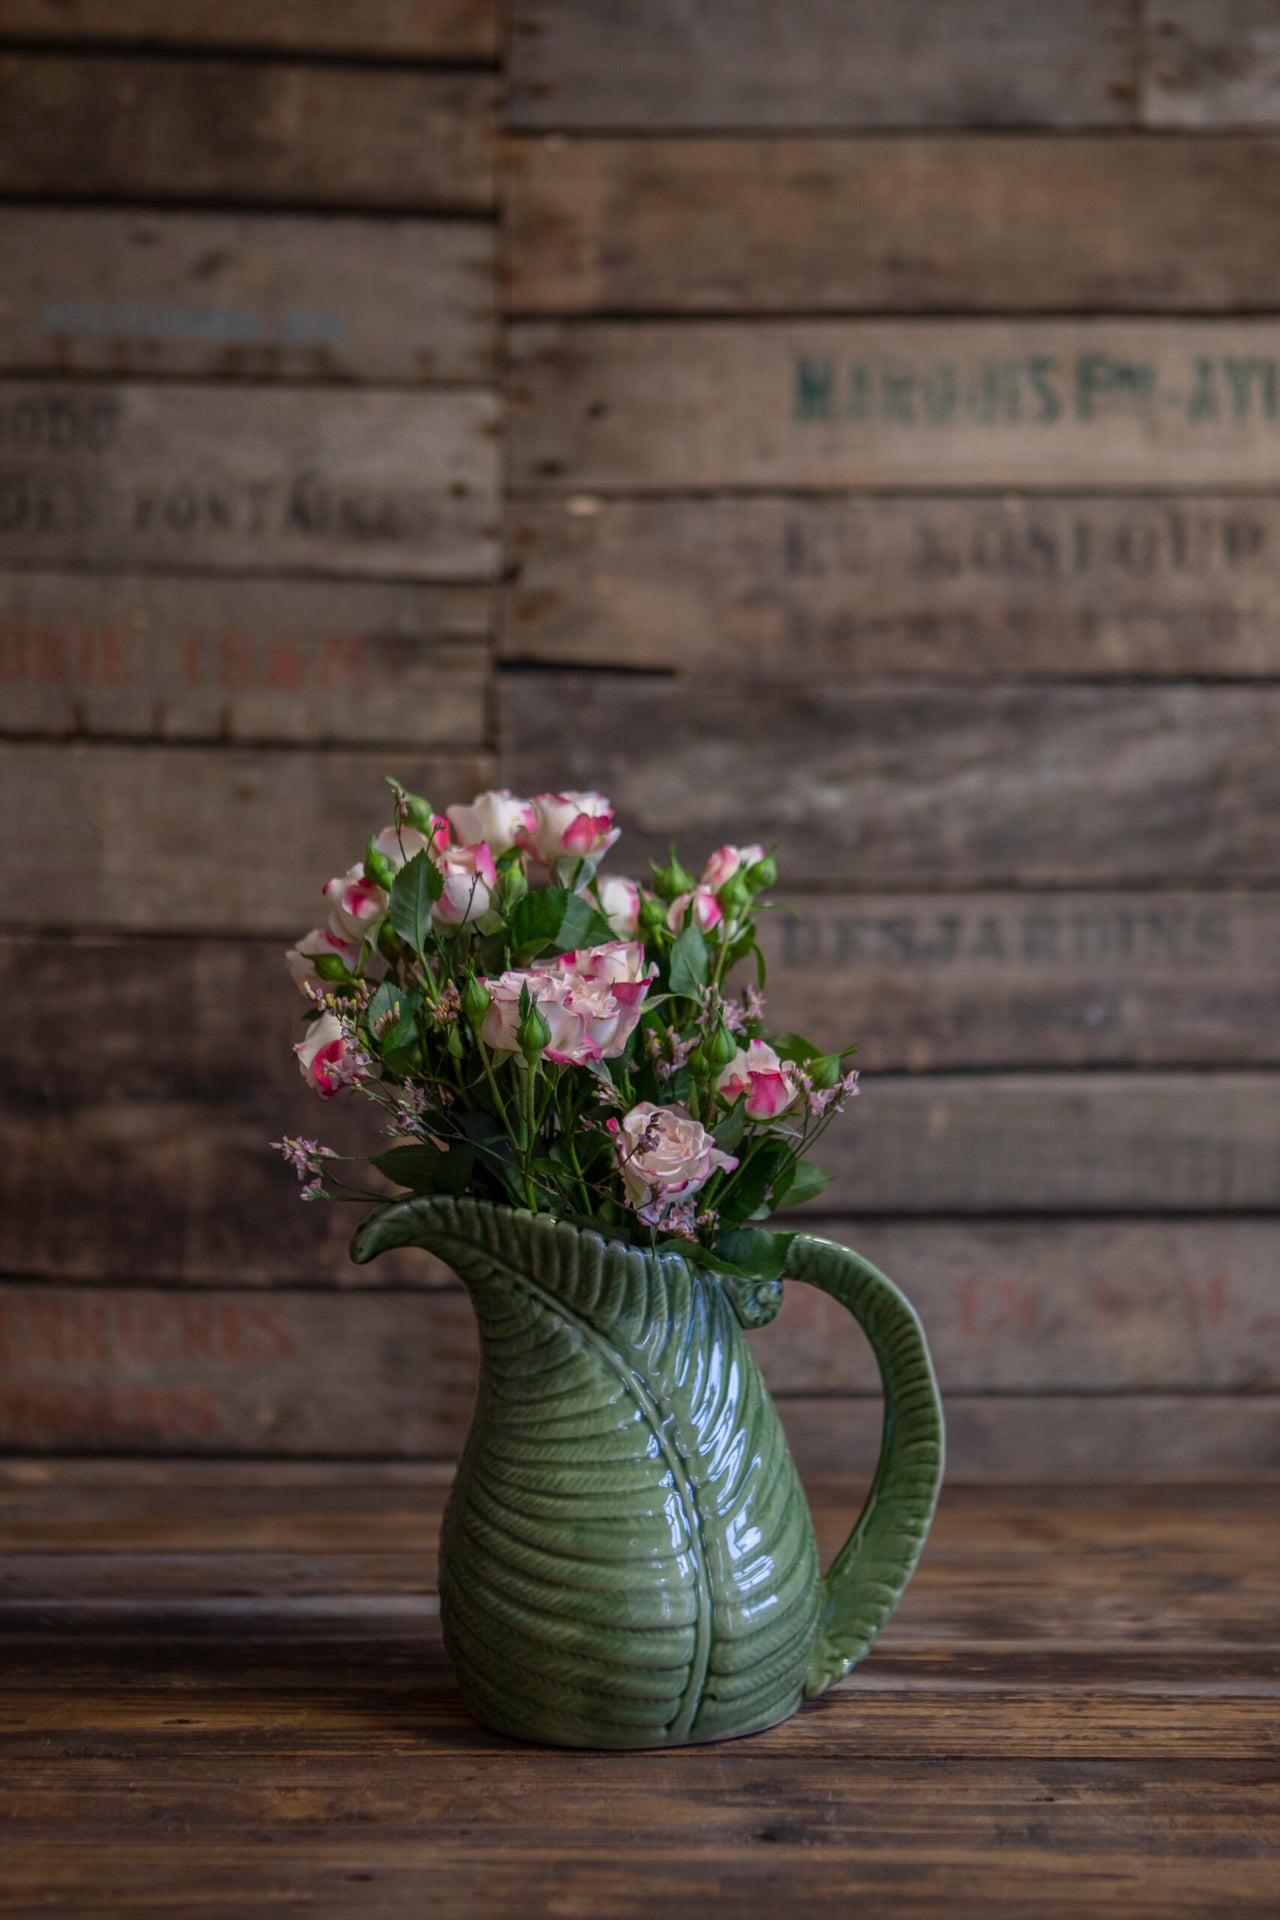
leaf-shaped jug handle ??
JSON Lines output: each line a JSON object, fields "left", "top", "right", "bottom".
{"left": 785, "top": 1233, "right": 945, "bottom": 1697}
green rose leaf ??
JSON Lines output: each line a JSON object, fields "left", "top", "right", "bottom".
{"left": 717, "top": 1138, "right": 792, "bottom": 1230}
{"left": 388, "top": 850, "right": 442, "bottom": 954}
{"left": 779, "top": 1159, "right": 833, "bottom": 1208}
{"left": 710, "top": 1226, "right": 794, "bottom": 1284}
{"left": 668, "top": 924, "right": 709, "bottom": 998}
{"left": 374, "top": 1142, "right": 476, "bottom": 1195}
{"left": 714, "top": 1095, "right": 749, "bottom": 1156}
{"left": 508, "top": 888, "right": 615, "bottom": 960}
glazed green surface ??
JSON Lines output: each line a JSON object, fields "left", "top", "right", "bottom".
{"left": 352, "top": 1198, "right": 943, "bottom": 1749}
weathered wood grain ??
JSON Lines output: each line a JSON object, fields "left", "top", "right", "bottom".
{"left": 758, "top": 1218, "right": 1280, "bottom": 1393}
{"left": 1, "top": 1786, "right": 1277, "bottom": 1916}
{"left": 0, "top": 935, "right": 456, "bottom": 1287}
{"left": 1144, "top": 1, "right": 1280, "bottom": 127}
{"left": 0, "top": 383, "right": 500, "bottom": 578}
{"left": 0, "top": 744, "right": 491, "bottom": 930}
{"left": 2, "top": 1222, "right": 1273, "bottom": 1463}
{"left": 0, "top": 1268, "right": 1276, "bottom": 1468}
{"left": 505, "top": 135, "right": 1280, "bottom": 314}
{"left": 503, "top": 495, "right": 1280, "bottom": 676}
{"left": 0, "top": 209, "right": 495, "bottom": 384}
{"left": 503, "top": 674, "right": 1280, "bottom": 886}
{"left": 506, "top": 0, "right": 1138, "bottom": 130}
{"left": 0, "top": 574, "right": 490, "bottom": 745}
{"left": 784, "top": 1396, "right": 1280, "bottom": 1480}
{"left": 0, "top": 56, "right": 496, "bottom": 211}
{"left": 6, "top": 1684, "right": 1276, "bottom": 1762}
{"left": 0, "top": 0, "right": 498, "bottom": 57}
{"left": 10, "top": 925, "right": 1280, "bottom": 1274}
{"left": 761, "top": 891, "right": 1280, "bottom": 1068}
{"left": 1, "top": 1768, "right": 1276, "bottom": 1916}
{"left": 10, "top": 1064, "right": 1268, "bottom": 1243}
{"left": 825, "top": 1071, "right": 1280, "bottom": 1213}
{"left": 0, "top": 1287, "right": 478, "bottom": 1456}
{"left": 0, "top": 1471, "right": 1267, "bottom": 1555}
{"left": 508, "top": 320, "right": 1280, "bottom": 491}
{"left": 0, "top": 1467, "right": 1275, "bottom": 1914}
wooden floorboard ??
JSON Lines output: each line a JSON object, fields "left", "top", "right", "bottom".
{"left": 0, "top": 1466, "right": 1275, "bottom": 1916}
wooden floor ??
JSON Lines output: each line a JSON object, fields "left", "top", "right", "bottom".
{"left": 0, "top": 1465, "right": 1276, "bottom": 1917}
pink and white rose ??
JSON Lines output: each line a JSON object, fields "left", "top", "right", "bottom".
{"left": 701, "top": 844, "right": 765, "bottom": 892}
{"left": 596, "top": 874, "right": 641, "bottom": 939}
{"left": 446, "top": 790, "right": 536, "bottom": 857}
{"left": 323, "top": 864, "right": 389, "bottom": 945}
{"left": 550, "top": 940, "right": 654, "bottom": 1007}
{"left": 321, "top": 823, "right": 448, "bottom": 947}
{"left": 371, "top": 821, "right": 450, "bottom": 865}
{"left": 718, "top": 1040, "right": 801, "bottom": 1122}
{"left": 294, "top": 1013, "right": 356, "bottom": 1099}
{"left": 666, "top": 886, "right": 724, "bottom": 934}
{"left": 433, "top": 840, "right": 498, "bottom": 928}
{"left": 613, "top": 1102, "right": 738, "bottom": 1226}
{"left": 286, "top": 925, "right": 380, "bottom": 995}
{"left": 480, "top": 951, "right": 650, "bottom": 1065}
{"left": 519, "top": 791, "right": 620, "bottom": 869}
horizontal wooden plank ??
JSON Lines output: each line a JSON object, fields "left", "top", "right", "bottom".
{"left": 5, "top": 925, "right": 1274, "bottom": 1274}
{"left": 5, "top": 1684, "right": 1275, "bottom": 1762}
{"left": 0, "top": 209, "right": 495, "bottom": 383}
{"left": 1143, "top": 1, "right": 1280, "bottom": 127}
{"left": 506, "top": 0, "right": 1137, "bottom": 130}
{"left": 2, "top": 1792, "right": 1278, "bottom": 1919}
{"left": 0, "top": 383, "right": 500, "bottom": 579}
{"left": 1, "top": 1222, "right": 1272, "bottom": 1460}
{"left": 0, "top": 55, "right": 495, "bottom": 211}
{"left": 0, "top": 0, "right": 498, "bottom": 57}
{"left": 0, "top": 744, "right": 491, "bottom": 930}
{"left": 783, "top": 1395, "right": 1280, "bottom": 1480}
{"left": 820, "top": 1072, "right": 1280, "bottom": 1213}
{"left": 1, "top": 1470, "right": 1270, "bottom": 1555}
{"left": 503, "top": 495, "right": 1280, "bottom": 676}
{"left": 0, "top": 935, "right": 458, "bottom": 1286}
{"left": 506, "top": 135, "right": 1280, "bottom": 315}
{"left": 8, "top": 1064, "right": 1264, "bottom": 1236}
{"left": 761, "top": 891, "right": 1280, "bottom": 1068}
{"left": 0, "top": 1287, "right": 478, "bottom": 1456}
{"left": 508, "top": 320, "right": 1280, "bottom": 492}
{"left": 1, "top": 1283, "right": 1276, "bottom": 1472}
{"left": 503, "top": 674, "right": 1280, "bottom": 886}
{"left": 757, "top": 1218, "right": 1280, "bottom": 1392}
{"left": 0, "top": 574, "right": 490, "bottom": 745}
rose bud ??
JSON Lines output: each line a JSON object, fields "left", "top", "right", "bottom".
{"left": 294, "top": 1013, "right": 353, "bottom": 1099}
{"left": 286, "top": 926, "right": 362, "bottom": 995}
{"left": 694, "top": 1021, "right": 739, "bottom": 1078}
{"left": 666, "top": 886, "right": 724, "bottom": 934}
{"left": 462, "top": 976, "right": 492, "bottom": 1030}
{"left": 700, "top": 845, "right": 765, "bottom": 892}
{"left": 649, "top": 849, "right": 697, "bottom": 902}
{"left": 717, "top": 1040, "right": 802, "bottom": 1122}
{"left": 433, "top": 841, "right": 498, "bottom": 928}
{"left": 447, "top": 790, "right": 538, "bottom": 857}
{"left": 518, "top": 998, "right": 552, "bottom": 1065}
{"left": 596, "top": 874, "right": 642, "bottom": 940}
{"left": 521, "top": 791, "right": 620, "bottom": 868}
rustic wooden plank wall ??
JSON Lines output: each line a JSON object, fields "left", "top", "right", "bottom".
{"left": 4, "top": 1, "right": 1279, "bottom": 1478}
{"left": 499, "top": 0, "right": 1280, "bottom": 1477}
{"left": 0, "top": 7, "right": 503, "bottom": 1451}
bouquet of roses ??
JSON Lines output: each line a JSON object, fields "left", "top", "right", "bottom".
{"left": 275, "top": 783, "right": 858, "bottom": 1284}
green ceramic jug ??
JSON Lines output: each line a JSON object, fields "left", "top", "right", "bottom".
{"left": 352, "top": 1195, "right": 944, "bottom": 1749}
